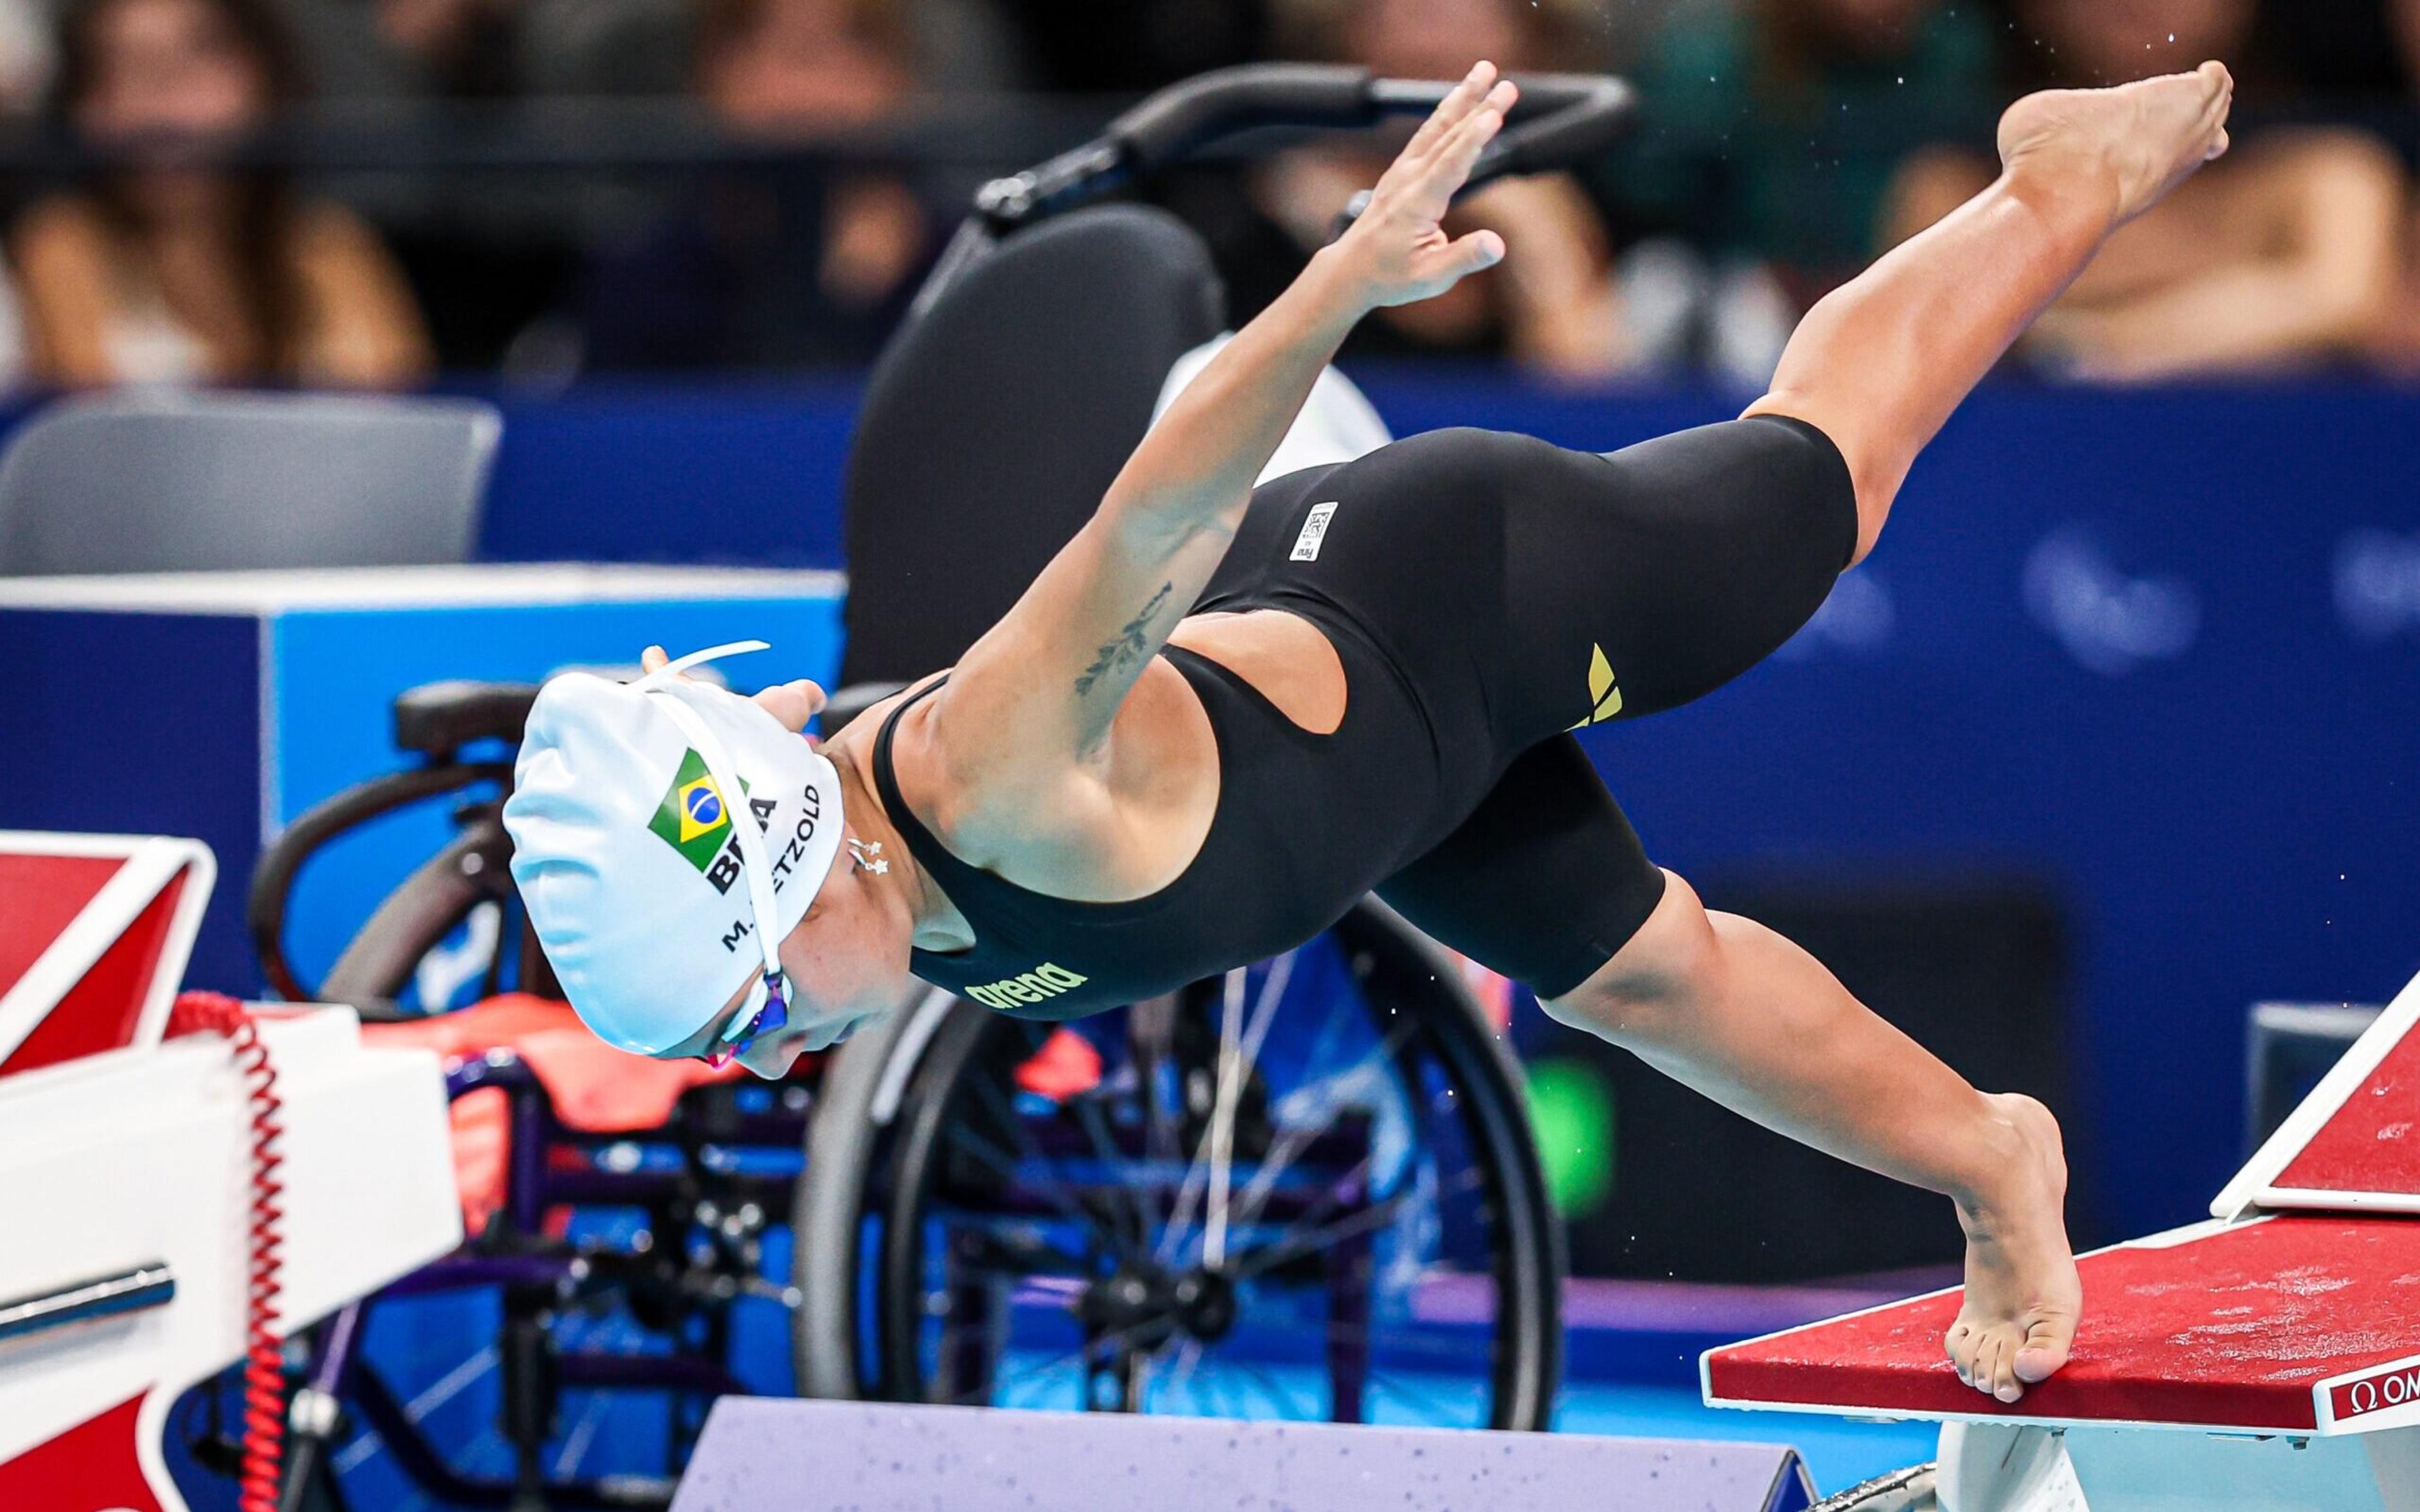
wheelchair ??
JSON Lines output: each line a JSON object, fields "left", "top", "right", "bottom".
{"left": 241, "top": 63, "right": 1634, "bottom": 1508}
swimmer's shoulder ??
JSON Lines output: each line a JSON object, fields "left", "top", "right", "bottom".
{"left": 838, "top": 658, "right": 1213, "bottom": 893}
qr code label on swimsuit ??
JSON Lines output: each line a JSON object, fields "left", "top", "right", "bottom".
{"left": 1291, "top": 502, "right": 1339, "bottom": 562}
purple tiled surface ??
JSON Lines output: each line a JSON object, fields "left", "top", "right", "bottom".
{"left": 671, "top": 1399, "right": 1811, "bottom": 1512}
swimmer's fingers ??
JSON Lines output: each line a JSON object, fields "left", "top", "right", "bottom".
{"left": 752, "top": 678, "right": 828, "bottom": 733}
{"left": 1402, "top": 60, "right": 1497, "bottom": 163}
{"left": 1418, "top": 81, "right": 1514, "bottom": 202}
{"left": 1337, "top": 73, "right": 1511, "bottom": 309}
{"left": 1426, "top": 227, "right": 1507, "bottom": 285}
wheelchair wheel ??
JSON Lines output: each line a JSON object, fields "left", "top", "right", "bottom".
{"left": 793, "top": 898, "right": 1562, "bottom": 1430}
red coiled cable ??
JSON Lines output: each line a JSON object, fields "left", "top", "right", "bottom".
{"left": 168, "top": 990, "right": 287, "bottom": 1512}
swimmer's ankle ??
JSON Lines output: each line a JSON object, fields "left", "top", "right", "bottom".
{"left": 1947, "top": 1092, "right": 2056, "bottom": 1218}
{"left": 1996, "top": 156, "right": 2123, "bottom": 263}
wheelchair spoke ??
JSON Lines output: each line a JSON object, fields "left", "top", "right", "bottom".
{"left": 1231, "top": 1164, "right": 1486, "bottom": 1285}
{"left": 1063, "top": 1065, "right": 1156, "bottom": 1252}
{"left": 1165, "top": 1338, "right": 1206, "bottom": 1404}
{"left": 935, "top": 1311, "right": 1180, "bottom": 1409}
{"left": 1166, "top": 963, "right": 1374, "bottom": 1268}
{"left": 942, "top": 1116, "right": 1148, "bottom": 1271}
{"left": 1226, "top": 1014, "right": 1422, "bottom": 1240}
{"left": 1202, "top": 968, "right": 1247, "bottom": 1269}
{"left": 1204, "top": 951, "right": 1294, "bottom": 1268}
{"left": 553, "top": 1392, "right": 609, "bottom": 1476}
{"left": 1218, "top": 1353, "right": 1315, "bottom": 1419}
{"left": 927, "top": 1208, "right": 1097, "bottom": 1276}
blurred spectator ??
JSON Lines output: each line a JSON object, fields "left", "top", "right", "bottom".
{"left": 578, "top": 0, "right": 941, "bottom": 370}
{"left": 2240, "top": 0, "right": 2420, "bottom": 374}
{"left": 0, "top": 0, "right": 55, "bottom": 115}
{"left": 278, "top": 0, "right": 694, "bottom": 105}
{"left": 11, "top": 0, "right": 434, "bottom": 387}
{"left": 1001, "top": 0, "right": 1268, "bottom": 92}
{"left": 1882, "top": 0, "right": 2406, "bottom": 381}
{"left": 1255, "top": 0, "right": 1635, "bottom": 379}
{"left": 374, "top": 0, "right": 524, "bottom": 98}
{"left": 2244, "top": 0, "right": 2417, "bottom": 105}
{"left": 1599, "top": 0, "right": 1999, "bottom": 385}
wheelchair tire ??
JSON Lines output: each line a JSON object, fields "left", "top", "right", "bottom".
{"left": 792, "top": 898, "right": 1562, "bottom": 1431}
{"left": 317, "top": 820, "right": 516, "bottom": 1009}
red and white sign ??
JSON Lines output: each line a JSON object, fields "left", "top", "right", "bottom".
{"left": 0, "top": 832, "right": 214, "bottom": 1079}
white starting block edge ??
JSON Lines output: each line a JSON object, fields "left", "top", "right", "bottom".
{"left": 0, "top": 832, "right": 214, "bottom": 1067}
{"left": 2214, "top": 969, "right": 2420, "bottom": 1221}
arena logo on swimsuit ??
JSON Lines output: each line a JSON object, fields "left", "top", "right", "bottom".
{"left": 964, "top": 964, "right": 1089, "bottom": 1011}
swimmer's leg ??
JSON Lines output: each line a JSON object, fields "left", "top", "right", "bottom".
{"left": 1749, "top": 62, "right": 2233, "bottom": 564}
{"left": 1540, "top": 873, "right": 2080, "bottom": 1404}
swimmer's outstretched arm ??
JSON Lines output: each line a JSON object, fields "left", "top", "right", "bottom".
{"left": 928, "top": 64, "right": 1518, "bottom": 812}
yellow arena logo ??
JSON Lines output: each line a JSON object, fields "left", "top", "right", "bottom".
{"left": 965, "top": 963, "right": 1090, "bottom": 1011}
{"left": 1570, "top": 643, "right": 1624, "bottom": 729}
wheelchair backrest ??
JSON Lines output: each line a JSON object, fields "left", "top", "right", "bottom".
{"left": 838, "top": 204, "right": 1224, "bottom": 688}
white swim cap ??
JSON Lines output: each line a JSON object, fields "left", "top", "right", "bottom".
{"left": 503, "top": 642, "right": 846, "bottom": 1055}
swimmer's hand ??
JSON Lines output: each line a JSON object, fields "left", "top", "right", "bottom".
{"left": 1328, "top": 61, "right": 1517, "bottom": 310}
{"left": 639, "top": 644, "right": 827, "bottom": 733}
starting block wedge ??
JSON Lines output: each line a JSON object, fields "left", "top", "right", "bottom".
{"left": 672, "top": 1398, "right": 1820, "bottom": 1512}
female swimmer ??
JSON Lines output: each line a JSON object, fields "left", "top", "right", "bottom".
{"left": 505, "top": 60, "right": 2238, "bottom": 1405}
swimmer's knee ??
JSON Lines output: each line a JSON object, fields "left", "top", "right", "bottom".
{"left": 1740, "top": 396, "right": 1887, "bottom": 568}
{"left": 1541, "top": 869, "right": 1724, "bottom": 1042}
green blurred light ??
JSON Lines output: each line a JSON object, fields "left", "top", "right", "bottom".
{"left": 1524, "top": 1058, "right": 1615, "bottom": 1217}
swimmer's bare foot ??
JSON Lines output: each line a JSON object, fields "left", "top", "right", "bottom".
{"left": 1997, "top": 61, "right": 2233, "bottom": 233}
{"left": 1945, "top": 1093, "right": 2082, "bottom": 1404}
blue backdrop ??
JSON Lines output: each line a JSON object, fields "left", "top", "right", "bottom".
{"left": 461, "top": 373, "right": 2420, "bottom": 1240}
{"left": 6, "top": 375, "right": 2405, "bottom": 1240}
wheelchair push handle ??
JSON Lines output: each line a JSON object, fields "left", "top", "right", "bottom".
{"left": 974, "top": 63, "right": 1635, "bottom": 231}
{"left": 1337, "top": 72, "right": 1635, "bottom": 230}
{"left": 1112, "top": 63, "right": 1391, "bottom": 169}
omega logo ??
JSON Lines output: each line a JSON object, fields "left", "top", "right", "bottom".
{"left": 2342, "top": 1365, "right": 2420, "bottom": 1418}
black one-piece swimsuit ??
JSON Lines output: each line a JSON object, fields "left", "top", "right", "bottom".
{"left": 873, "top": 415, "right": 1857, "bottom": 1017}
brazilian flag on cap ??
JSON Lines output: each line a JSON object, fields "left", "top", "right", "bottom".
{"left": 648, "top": 749, "right": 747, "bottom": 873}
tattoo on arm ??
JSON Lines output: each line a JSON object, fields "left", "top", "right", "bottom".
{"left": 1074, "top": 583, "right": 1174, "bottom": 696}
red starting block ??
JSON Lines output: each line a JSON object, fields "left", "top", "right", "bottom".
{"left": 1704, "top": 971, "right": 2420, "bottom": 1512}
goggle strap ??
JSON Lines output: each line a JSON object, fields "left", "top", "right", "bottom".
{"left": 632, "top": 640, "right": 773, "bottom": 693}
